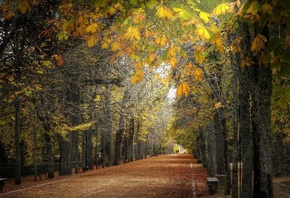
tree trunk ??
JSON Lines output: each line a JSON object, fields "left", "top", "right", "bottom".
{"left": 87, "top": 130, "right": 93, "bottom": 169}
{"left": 71, "top": 131, "right": 80, "bottom": 173}
{"left": 14, "top": 98, "right": 21, "bottom": 185}
{"left": 114, "top": 116, "right": 125, "bottom": 165}
{"left": 82, "top": 129, "right": 93, "bottom": 170}
{"left": 231, "top": 62, "right": 239, "bottom": 198}
{"left": 214, "top": 112, "right": 225, "bottom": 174}
{"left": 59, "top": 134, "right": 72, "bottom": 175}
{"left": 197, "top": 129, "right": 206, "bottom": 166}
{"left": 101, "top": 84, "right": 113, "bottom": 166}
{"left": 240, "top": 66, "right": 253, "bottom": 198}
{"left": 44, "top": 129, "right": 54, "bottom": 178}
{"left": 136, "top": 119, "right": 143, "bottom": 160}
{"left": 206, "top": 123, "right": 216, "bottom": 177}
{"left": 273, "top": 132, "right": 285, "bottom": 176}
{"left": 127, "top": 118, "right": 135, "bottom": 162}
{"left": 250, "top": 63, "right": 273, "bottom": 198}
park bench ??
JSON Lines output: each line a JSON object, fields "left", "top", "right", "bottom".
{"left": 32, "top": 167, "right": 48, "bottom": 180}
{"left": 0, "top": 178, "right": 7, "bottom": 191}
{"left": 207, "top": 177, "right": 219, "bottom": 194}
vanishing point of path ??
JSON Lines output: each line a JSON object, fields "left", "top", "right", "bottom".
{"left": 0, "top": 154, "right": 211, "bottom": 198}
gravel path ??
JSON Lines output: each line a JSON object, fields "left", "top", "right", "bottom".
{"left": 0, "top": 154, "right": 210, "bottom": 198}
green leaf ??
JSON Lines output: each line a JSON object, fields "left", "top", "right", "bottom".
{"left": 130, "top": 0, "right": 138, "bottom": 6}
{"left": 95, "top": 0, "right": 107, "bottom": 7}
{"left": 57, "top": 31, "right": 69, "bottom": 41}
{"left": 146, "top": 0, "right": 157, "bottom": 9}
{"left": 162, "top": 48, "right": 169, "bottom": 61}
{"left": 0, "top": 120, "right": 6, "bottom": 126}
{"left": 173, "top": 7, "right": 190, "bottom": 20}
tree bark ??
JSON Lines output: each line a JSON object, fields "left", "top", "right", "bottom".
{"left": 14, "top": 98, "right": 21, "bottom": 185}
{"left": 71, "top": 131, "right": 80, "bottom": 173}
{"left": 214, "top": 112, "right": 225, "bottom": 174}
{"left": 114, "top": 116, "right": 125, "bottom": 165}
{"left": 59, "top": 134, "right": 72, "bottom": 175}
{"left": 101, "top": 84, "right": 113, "bottom": 166}
{"left": 127, "top": 118, "right": 135, "bottom": 162}
{"left": 197, "top": 129, "right": 206, "bottom": 166}
{"left": 136, "top": 119, "right": 143, "bottom": 160}
{"left": 206, "top": 123, "right": 216, "bottom": 177}
{"left": 273, "top": 132, "right": 285, "bottom": 176}
{"left": 239, "top": 66, "right": 253, "bottom": 198}
{"left": 250, "top": 63, "right": 273, "bottom": 198}
{"left": 231, "top": 66, "right": 239, "bottom": 198}
{"left": 44, "top": 129, "right": 55, "bottom": 178}
{"left": 114, "top": 88, "right": 130, "bottom": 165}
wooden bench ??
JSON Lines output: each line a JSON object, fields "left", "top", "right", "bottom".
{"left": 0, "top": 178, "right": 7, "bottom": 191}
{"left": 32, "top": 167, "right": 48, "bottom": 180}
{"left": 207, "top": 177, "right": 219, "bottom": 194}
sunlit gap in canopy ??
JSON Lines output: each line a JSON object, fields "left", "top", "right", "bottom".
{"left": 152, "top": 62, "right": 176, "bottom": 104}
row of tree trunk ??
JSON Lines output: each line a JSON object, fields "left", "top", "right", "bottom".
{"left": 195, "top": 21, "right": 274, "bottom": 197}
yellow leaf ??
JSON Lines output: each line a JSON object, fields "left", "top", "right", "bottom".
{"left": 87, "top": 36, "right": 96, "bottom": 47}
{"left": 124, "top": 26, "right": 141, "bottom": 41}
{"left": 170, "top": 57, "right": 177, "bottom": 68}
{"left": 85, "top": 23, "right": 98, "bottom": 34}
{"left": 172, "top": 7, "right": 182, "bottom": 12}
{"left": 111, "top": 41, "right": 120, "bottom": 51}
{"left": 177, "top": 83, "right": 183, "bottom": 96}
{"left": 131, "top": 68, "right": 144, "bottom": 84}
{"left": 214, "top": 102, "right": 223, "bottom": 109}
{"left": 213, "top": 3, "right": 230, "bottom": 16}
{"left": 195, "top": 25, "right": 211, "bottom": 41}
{"left": 168, "top": 46, "right": 176, "bottom": 57}
{"left": 74, "top": 25, "right": 86, "bottom": 37}
{"left": 156, "top": 6, "right": 166, "bottom": 18}
{"left": 147, "top": 53, "right": 155, "bottom": 64}
{"left": 101, "top": 41, "right": 109, "bottom": 49}
{"left": 215, "top": 38, "right": 222, "bottom": 46}
{"left": 261, "top": 3, "right": 273, "bottom": 14}
{"left": 177, "top": 82, "right": 190, "bottom": 97}
{"left": 18, "top": 0, "right": 31, "bottom": 14}
{"left": 144, "top": 28, "right": 153, "bottom": 38}
{"left": 133, "top": 8, "right": 146, "bottom": 24}
{"left": 156, "top": 5, "right": 173, "bottom": 20}
{"left": 188, "top": 62, "right": 193, "bottom": 68}
{"left": 109, "top": 6, "right": 116, "bottom": 15}
{"left": 199, "top": 11, "right": 210, "bottom": 23}
{"left": 241, "top": 56, "right": 254, "bottom": 68}
{"left": 193, "top": 67, "right": 202, "bottom": 81}
{"left": 250, "top": 34, "right": 267, "bottom": 53}
{"left": 77, "top": 15, "right": 84, "bottom": 25}
{"left": 90, "top": 13, "right": 98, "bottom": 20}
{"left": 210, "top": 24, "right": 220, "bottom": 36}
{"left": 155, "top": 35, "right": 167, "bottom": 48}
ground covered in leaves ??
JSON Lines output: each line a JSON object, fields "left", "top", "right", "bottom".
{"left": 1, "top": 154, "right": 290, "bottom": 197}
{"left": 0, "top": 154, "right": 211, "bottom": 198}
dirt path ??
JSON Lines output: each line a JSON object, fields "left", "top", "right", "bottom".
{"left": 0, "top": 154, "right": 210, "bottom": 198}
